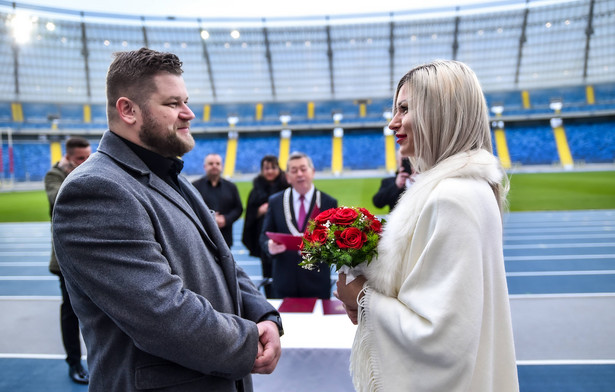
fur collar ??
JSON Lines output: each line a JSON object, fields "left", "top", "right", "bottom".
{"left": 366, "top": 149, "right": 504, "bottom": 296}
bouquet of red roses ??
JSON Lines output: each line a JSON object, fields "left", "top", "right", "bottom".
{"left": 299, "top": 206, "right": 384, "bottom": 273}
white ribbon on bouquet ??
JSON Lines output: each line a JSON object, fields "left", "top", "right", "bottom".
{"left": 338, "top": 263, "right": 366, "bottom": 285}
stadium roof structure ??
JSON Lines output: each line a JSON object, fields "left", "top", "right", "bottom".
{"left": 0, "top": 0, "right": 614, "bottom": 104}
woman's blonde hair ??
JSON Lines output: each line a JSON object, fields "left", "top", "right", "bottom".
{"left": 394, "top": 60, "right": 508, "bottom": 211}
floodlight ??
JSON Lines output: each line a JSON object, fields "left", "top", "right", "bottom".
{"left": 279, "top": 114, "right": 291, "bottom": 125}
{"left": 491, "top": 105, "right": 504, "bottom": 115}
{"left": 227, "top": 116, "right": 238, "bottom": 126}
{"left": 9, "top": 12, "right": 34, "bottom": 44}
{"left": 549, "top": 100, "right": 563, "bottom": 112}
{"left": 550, "top": 118, "right": 563, "bottom": 128}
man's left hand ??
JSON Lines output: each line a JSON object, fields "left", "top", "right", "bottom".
{"left": 214, "top": 213, "right": 226, "bottom": 228}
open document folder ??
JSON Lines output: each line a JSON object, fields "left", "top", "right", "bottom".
{"left": 265, "top": 232, "right": 303, "bottom": 251}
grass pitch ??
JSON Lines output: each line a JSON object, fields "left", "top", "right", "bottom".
{"left": 1, "top": 171, "right": 614, "bottom": 223}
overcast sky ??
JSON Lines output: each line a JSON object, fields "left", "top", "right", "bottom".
{"left": 14, "top": 0, "right": 513, "bottom": 18}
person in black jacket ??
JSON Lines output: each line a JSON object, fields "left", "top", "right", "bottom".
{"left": 372, "top": 155, "right": 415, "bottom": 212}
{"left": 242, "top": 155, "right": 289, "bottom": 297}
{"left": 192, "top": 153, "right": 243, "bottom": 247}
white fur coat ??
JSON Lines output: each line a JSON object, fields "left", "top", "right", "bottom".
{"left": 350, "top": 150, "right": 519, "bottom": 392}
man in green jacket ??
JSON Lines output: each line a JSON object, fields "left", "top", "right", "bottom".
{"left": 44, "top": 136, "right": 91, "bottom": 384}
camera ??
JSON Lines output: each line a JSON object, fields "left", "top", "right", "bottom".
{"left": 401, "top": 158, "right": 412, "bottom": 174}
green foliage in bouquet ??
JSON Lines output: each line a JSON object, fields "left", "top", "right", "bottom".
{"left": 299, "top": 206, "right": 384, "bottom": 271}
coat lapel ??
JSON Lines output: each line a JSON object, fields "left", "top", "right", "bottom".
{"left": 97, "top": 131, "right": 241, "bottom": 314}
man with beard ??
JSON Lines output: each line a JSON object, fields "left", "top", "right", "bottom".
{"left": 52, "top": 48, "right": 282, "bottom": 392}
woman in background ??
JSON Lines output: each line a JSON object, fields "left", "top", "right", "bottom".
{"left": 335, "top": 60, "right": 519, "bottom": 391}
{"left": 242, "top": 155, "right": 289, "bottom": 297}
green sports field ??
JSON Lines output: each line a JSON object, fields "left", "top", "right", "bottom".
{"left": 0, "top": 171, "right": 614, "bottom": 222}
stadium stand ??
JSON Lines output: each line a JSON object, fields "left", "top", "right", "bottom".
{"left": 0, "top": 0, "right": 613, "bottom": 182}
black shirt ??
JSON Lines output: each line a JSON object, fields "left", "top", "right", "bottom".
{"left": 192, "top": 176, "right": 243, "bottom": 247}
{"left": 113, "top": 132, "right": 205, "bottom": 218}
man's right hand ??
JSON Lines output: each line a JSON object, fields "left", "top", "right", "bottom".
{"left": 395, "top": 171, "right": 410, "bottom": 189}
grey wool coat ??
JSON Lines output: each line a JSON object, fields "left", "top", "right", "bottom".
{"left": 52, "top": 130, "right": 278, "bottom": 392}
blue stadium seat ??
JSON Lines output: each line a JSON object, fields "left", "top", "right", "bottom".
{"left": 366, "top": 98, "right": 393, "bottom": 121}
{"left": 485, "top": 91, "right": 524, "bottom": 114}
{"left": 566, "top": 120, "right": 615, "bottom": 163}
{"left": 0, "top": 102, "right": 12, "bottom": 125}
{"left": 235, "top": 134, "right": 280, "bottom": 174}
{"left": 8, "top": 143, "right": 50, "bottom": 181}
{"left": 289, "top": 132, "right": 332, "bottom": 171}
{"left": 183, "top": 135, "right": 228, "bottom": 176}
{"left": 313, "top": 100, "right": 359, "bottom": 122}
{"left": 593, "top": 83, "right": 615, "bottom": 103}
{"left": 505, "top": 124, "right": 560, "bottom": 165}
{"left": 343, "top": 129, "right": 386, "bottom": 170}
{"left": 21, "top": 103, "right": 60, "bottom": 127}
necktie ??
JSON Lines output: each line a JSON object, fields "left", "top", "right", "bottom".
{"left": 298, "top": 194, "right": 306, "bottom": 231}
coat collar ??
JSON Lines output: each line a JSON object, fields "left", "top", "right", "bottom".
{"left": 96, "top": 131, "right": 219, "bottom": 253}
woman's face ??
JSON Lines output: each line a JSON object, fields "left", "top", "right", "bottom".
{"left": 262, "top": 161, "right": 280, "bottom": 182}
{"left": 388, "top": 84, "right": 415, "bottom": 158}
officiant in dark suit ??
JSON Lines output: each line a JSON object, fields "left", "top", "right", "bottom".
{"left": 260, "top": 152, "right": 337, "bottom": 299}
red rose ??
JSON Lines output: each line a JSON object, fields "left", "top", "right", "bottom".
{"left": 314, "top": 208, "right": 337, "bottom": 224}
{"left": 332, "top": 208, "right": 359, "bottom": 226}
{"left": 335, "top": 227, "right": 367, "bottom": 249}
{"left": 370, "top": 219, "right": 382, "bottom": 233}
{"left": 311, "top": 226, "right": 329, "bottom": 244}
{"left": 359, "top": 207, "right": 376, "bottom": 221}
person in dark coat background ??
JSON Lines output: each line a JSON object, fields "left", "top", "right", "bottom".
{"left": 242, "top": 155, "right": 289, "bottom": 297}
{"left": 372, "top": 155, "right": 415, "bottom": 212}
{"left": 192, "top": 153, "right": 243, "bottom": 247}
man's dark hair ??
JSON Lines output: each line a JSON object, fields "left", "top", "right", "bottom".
{"left": 65, "top": 136, "right": 90, "bottom": 154}
{"left": 106, "top": 47, "right": 184, "bottom": 122}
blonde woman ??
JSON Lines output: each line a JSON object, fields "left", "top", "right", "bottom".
{"left": 335, "top": 60, "right": 519, "bottom": 391}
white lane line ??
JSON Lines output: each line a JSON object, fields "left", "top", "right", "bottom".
{"left": 509, "top": 292, "right": 615, "bottom": 299}
{"left": 505, "top": 234, "right": 615, "bottom": 240}
{"left": 516, "top": 359, "right": 615, "bottom": 365}
{"left": 504, "top": 243, "right": 615, "bottom": 249}
{"left": 507, "top": 270, "right": 615, "bottom": 277}
{"left": 506, "top": 255, "right": 615, "bottom": 261}
{"left": 0, "top": 296, "right": 61, "bottom": 300}
{"left": 0, "top": 251, "right": 50, "bottom": 256}
{"left": 504, "top": 227, "right": 615, "bottom": 234}
{"left": 0, "top": 354, "right": 84, "bottom": 359}
{"left": 0, "top": 355, "right": 613, "bottom": 365}
{"left": 2, "top": 293, "right": 608, "bottom": 301}
{"left": 1, "top": 271, "right": 612, "bottom": 280}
